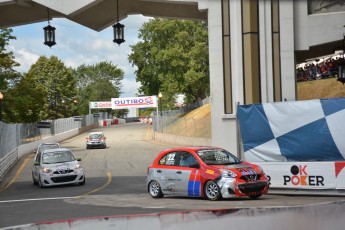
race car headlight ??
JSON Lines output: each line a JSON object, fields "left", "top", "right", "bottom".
{"left": 221, "top": 170, "right": 237, "bottom": 178}
{"left": 258, "top": 166, "right": 265, "bottom": 175}
{"left": 75, "top": 163, "right": 81, "bottom": 169}
{"left": 42, "top": 167, "right": 51, "bottom": 173}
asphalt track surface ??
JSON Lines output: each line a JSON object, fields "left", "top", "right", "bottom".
{"left": 0, "top": 123, "right": 345, "bottom": 228}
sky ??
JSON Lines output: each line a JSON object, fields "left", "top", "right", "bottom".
{"left": 8, "top": 14, "right": 151, "bottom": 98}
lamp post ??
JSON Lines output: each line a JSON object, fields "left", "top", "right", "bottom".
{"left": 0, "top": 92, "right": 3, "bottom": 121}
{"left": 158, "top": 92, "right": 163, "bottom": 117}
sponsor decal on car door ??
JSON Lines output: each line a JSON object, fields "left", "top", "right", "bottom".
{"left": 174, "top": 168, "right": 201, "bottom": 196}
{"left": 175, "top": 152, "right": 201, "bottom": 196}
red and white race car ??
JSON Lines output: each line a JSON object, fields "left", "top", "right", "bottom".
{"left": 146, "top": 146, "right": 269, "bottom": 200}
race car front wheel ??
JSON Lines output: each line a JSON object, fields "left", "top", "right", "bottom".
{"left": 32, "top": 173, "right": 38, "bottom": 185}
{"left": 38, "top": 175, "right": 45, "bottom": 188}
{"left": 204, "top": 180, "right": 221, "bottom": 201}
{"left": 149, "top": 180, "right": 164, "bottom": 198}
{"left": 78, "top": 176, "right": 86, "bottom": 185}
{"left": 249, "top": 194, "right": 262, "bottom": 199}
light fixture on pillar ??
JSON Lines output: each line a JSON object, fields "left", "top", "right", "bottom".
{"left": 337, "top": 34, "right": 345, "bottom": 85}
{"left": 158, "top": 92, "right": 163, "bottom": 117}
{"left": 0, "top": 92, "right": 4, "bottom": 121}
{"left": 43, "top": 8, "right": 56, "bottom": 48}
{"left": 112, "top": 0, "right": 125, "bottom": 45}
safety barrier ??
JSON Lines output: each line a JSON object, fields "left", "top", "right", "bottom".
{"left": 0, "top": 149, "right": 17, "bottom": 184}
{"left": 0, "top": 113, "right": 103, "bottom": 186}
{"left": 258, "top": 161, "right": 345, "bottom": 191}
{"left": 5, "top": 201, "right": 345, "bottom": 230}
{"left": 99, "top": 118, "right": 126, "bottom": 126}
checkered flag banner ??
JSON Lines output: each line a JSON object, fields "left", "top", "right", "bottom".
{"left": 237, "top": 98, "right": 345, "bottom": 162}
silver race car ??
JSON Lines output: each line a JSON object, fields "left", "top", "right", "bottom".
{"left": 32, "top": 148, "right": 85, "bottom": 187}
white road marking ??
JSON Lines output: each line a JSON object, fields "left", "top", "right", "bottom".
{"left": 0, "top": 197, "right": 75, "bottom": 203}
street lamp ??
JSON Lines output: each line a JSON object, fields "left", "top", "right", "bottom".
{"left": 0, "top": 92, "right": 3, "bottom": 121}
{"left": 158, "top": 92, "right": 163, "bottom": 116}
{"left": 113, "top": 0, "right": 125, "bottom": 45}
{"left": 43, "top": 8, "right": 56, "bottom": 48}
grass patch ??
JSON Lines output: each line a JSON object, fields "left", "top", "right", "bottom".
{"left": 167, "top": 78, "right": 345, "bottom": 138}
{"left": 165, "top": 104, "right": 211, "bottom": 138}
{"left": 297, "top": 77, "right": 345, "bottom": 100}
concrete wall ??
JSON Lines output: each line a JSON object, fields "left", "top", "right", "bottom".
{"left": 9, "top": 201, "right": 345, "bottom": 230}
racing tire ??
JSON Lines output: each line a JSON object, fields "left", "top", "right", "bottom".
{"left": 249, "top": 194, "right": 262, "bottom": 199}
{"left": 32, "top": 173, "right": 38, "bottom": 185}
{"left": 78, "top": 176, "right": 86, "bottom": 186}
{"left": 38, "top": 175, "right": 45, "bottom": 188}
{"left": 204, "top": 180, "right": 221, "bottom": 201}
{"left": 148, "top": 180, "right": 164, "bottom": 198}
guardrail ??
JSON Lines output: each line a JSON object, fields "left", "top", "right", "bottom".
{"left": 0, "top": 149, "right": 17, "bottom": 184}
{"left": 0, "top": 113, "right": 106, "bottom": 184}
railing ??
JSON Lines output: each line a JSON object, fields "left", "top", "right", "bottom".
{"left": 152, "top": 97, "right": 211, "bottom": 138}
{"left": 0, "top": 113, "right": 104, "bottom": 184}
{"left": 153, "top": 116, "right": 211, "bottom": 138}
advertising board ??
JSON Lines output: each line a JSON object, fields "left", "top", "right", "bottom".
{"left": 111, "top": 96, "right": 157, "bottom": 109}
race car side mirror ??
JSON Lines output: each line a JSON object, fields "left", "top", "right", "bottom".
{"left": 189, "top": 162, "right": 200, "bottom": 168}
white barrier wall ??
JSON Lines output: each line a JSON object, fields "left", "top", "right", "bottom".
{"left": 258, "top": 162, "right": 345, "bottom": 190}
{"left": 99, "top": 119, "right": 126, "bottom": 127}
{"left": 7, "top": 201, "right": 345, "bottom": 230}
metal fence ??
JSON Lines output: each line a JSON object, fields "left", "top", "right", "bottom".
{"left": 152, "top": 97, "right": 211, "bottom": 138}
{"left": 0, "top": 113, "right": 102, "bottom": 159}
{"left": 0, "top": 113, "right": 111, "bottom": 185}
{"left": 180, "top": 97, "right": 211, "bottom": 114}
{"left": 153, "top": 116, "right": 211, "bottom": 138}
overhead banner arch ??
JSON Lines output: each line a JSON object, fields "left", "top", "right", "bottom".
{"left": 111, "top": 96, "right": 157, "bottom": 109}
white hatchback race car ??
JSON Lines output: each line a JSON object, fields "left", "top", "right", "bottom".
{"left": 86, "top": 132, "right": 107, "bottom": 149}
{"left": 32, "top": 148, "right": 85, "bottom": 187}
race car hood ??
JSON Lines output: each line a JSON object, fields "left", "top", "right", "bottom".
{"left": 208, "top": 163, "right": 260, "bottom": 175}
{"left": 42, "top": 161, "right": 79, "bottom": 172}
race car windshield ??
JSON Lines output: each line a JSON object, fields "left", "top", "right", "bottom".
{"left": 39, "top": 144, "right": 59, "bottom": 152}
{"left": 42, "top": 151, "right": 75, "bottom": 164}
{"left": 197, "top": 149, "right": 241, "bottom": 165}
{"left": 89, "top": 134, "right": 103, "bottom": 139}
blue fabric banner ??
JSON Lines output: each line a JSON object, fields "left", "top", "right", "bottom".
{"left": 237, "top": 98, "right": 345, "bottom": 162}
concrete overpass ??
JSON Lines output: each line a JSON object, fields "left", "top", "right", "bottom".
{"left": 1, "top": 0, "right": 345, "bottom": 155}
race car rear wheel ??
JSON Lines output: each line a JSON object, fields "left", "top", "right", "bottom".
{"left": 149, "top": 180, "right": 164, "bottom": 198}
{"left": 204, "top": 180, "right": 221, "bottom": 201}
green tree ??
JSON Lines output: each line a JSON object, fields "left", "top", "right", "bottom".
{"left": 0, "top": 28, "right": 20, "bottom": 91}
{"left": 27, "top": 56, "right": 77, "bottom": 120}
{"left": 128, "top": 18, "right": 209, "bottom": 106}
{"left": 4, "top": 74, "right": 47, "bottom": 123}
{"left": 74, "top": 61, "right": 125, "bottom": 116}
{"left": 0, "top": 28, "right": 21, "bottom": 122}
